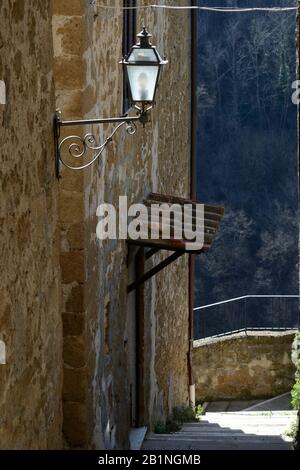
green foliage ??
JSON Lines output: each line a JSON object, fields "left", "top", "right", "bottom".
{"left": 195, "top": 404, "right": 203, "bottom": 420}
{"left": 284, "top": 421, "right": 298, "bottom": 440}
{"left": 154, "top": 404, "right": 203, "bottom": 435}
{"left": 154, "top": 421, "right": 166, "bottom": 434}
{"left": 291, "top": 379, "right": 300, "bottom": 411}
{"left": 166, "top": 420, "right": 182, "bottom": 433}
{"left": 172, "top": 406, "right": 197, "bottom": 424}
{"left": 291, "top": 331, "right": 300, "bottom": 411}
{"left": 154, "top": 420, "right": 181, "bottom": 435}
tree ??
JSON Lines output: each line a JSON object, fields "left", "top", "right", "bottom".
{"left": 195, "top": 1, "right": 298, "bottom": 337}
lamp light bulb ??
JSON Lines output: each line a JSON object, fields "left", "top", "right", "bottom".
{"left": 138, "top": 72, "right": 149, "bottom": 101}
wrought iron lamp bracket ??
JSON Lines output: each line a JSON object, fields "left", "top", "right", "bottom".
{"left": 54, "top": 108, "right": 149, "bottom": 178}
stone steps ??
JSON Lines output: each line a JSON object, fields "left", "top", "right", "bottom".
{"left": 142, "top": 411, "right": 296, "bottom": 450}
{"left": 143, "top": 441, "right": 292, "bottom": 450}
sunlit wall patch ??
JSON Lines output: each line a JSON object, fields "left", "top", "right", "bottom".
{"left": 0, "top": 340, "right": 6, "bottom": 365}
{"left": 0, "top": 80, "right": 6, "bottom": 105}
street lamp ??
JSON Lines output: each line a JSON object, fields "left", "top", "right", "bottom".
{"left": 121, "top": 27, "right": 168, "bottom": 108}
{"left": 54, "top": 27, "right": 168, "bottom": 177}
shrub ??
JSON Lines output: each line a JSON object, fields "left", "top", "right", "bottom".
{"left": 154, "top": 404, "right": 203, "bottom": 435}
{"left": 285, "top": 421, "right": 297, "bottom": 439}
{"left": 154, "top": 420, "right": 181, "bottom": 434}
{"left": 195, "top": 404, "right": 203, "bottom": 420}
{"left": 172, "top": 406, "right": 196, "bottom": 423}
{"left": 291, "top": 378, "right": 300, "bottom": 410}
{"left": 291, "top": 331, "right": 300, "bottom": 411}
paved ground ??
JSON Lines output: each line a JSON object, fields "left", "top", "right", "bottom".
{"left": 142, "top": 395, "right": 297, "bottom": 450}
{"left": 244, "top": 392, "right": 293, "bottom": 412}
{"left": 204, "top": 392, "right": 293, "bottom": 413}
{"left": 204, "top": 400, "right": 262, "bottom": 413}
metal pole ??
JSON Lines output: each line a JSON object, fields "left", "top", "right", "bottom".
{"left": 188, "top": 0, "right": 198, "bottom": 410}
{"left": 135, "top": 247, "right": 145, "bottom": 426}
{"left": 58, "top": 115, "right": 142, "bottom": 127}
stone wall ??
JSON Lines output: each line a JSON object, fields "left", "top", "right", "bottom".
{"left": 193, "top": 332, "right": 296, "bottom": 402}
{"left": 52, "top": 0, "right": 191, "bottom": 449}
{"left": 0, "top": 0, "right": 62, "bottom": 449}
{"left": 52, "top": 0, "right": 89, "bottom": 448}
{"left": 0, "top": 0, "right": 192, "bottom": 450}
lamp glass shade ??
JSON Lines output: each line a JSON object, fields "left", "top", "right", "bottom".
{"left": 126, "top": 65, "right": 159, "bottom": 103}
{"left": 121, "top": 27, "right": 168, "bottom": 105}
{"left": 127, "top": 48, "right": 158, "bottom": 63}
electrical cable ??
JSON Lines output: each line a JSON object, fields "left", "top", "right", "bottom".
{"left": 92, "top": 2, "right": 297, "bottom": 13}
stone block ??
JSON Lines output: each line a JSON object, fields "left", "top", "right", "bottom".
{"left": 53, "top": 0, "right": 84, "bottom": 17}
{"left": 63, "top": 313, "right": 85, "bottom": 337}
{"left": 54, "top": 57, "right": 84, "bottom": 90}
{"left": 59, "top": 190, "right": 84, "bottom": 225}
{"left": 60, "top": 252, "right": 85, "bottom": 283}
{"left": 63, "top": 402, "right": 88, "bottom": 447}
{"left": 55, "top": 90, "right": 83, "bottom": 121}
{"left": 58, "top": 17, "right": 84, "bottom": 57}
{"left": 64, "top": 336, "right": 86, "bottom": 368}
{"left": 65, "top": 284, "right": 84, "bottom": 313}
{"left": 63, "top": 366, "right": 87, "bottom": 402}
{"left": 67, "top": 223, "right": 84, "bottom": 250}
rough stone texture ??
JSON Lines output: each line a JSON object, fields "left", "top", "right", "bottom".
{"left": 0, "top": 0, "right": 191, "bottom": 451}
{"left": 0, "top": 0, "right": 62, "bottom": 449}
{"left": 52, "top": 0, "right": 87, "bottom": 450}
{"left": 53, "top": 0, "right": 191, "bottom": 449}
{"left": 193, "top": 332, "right": 296, "bottom": 402}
